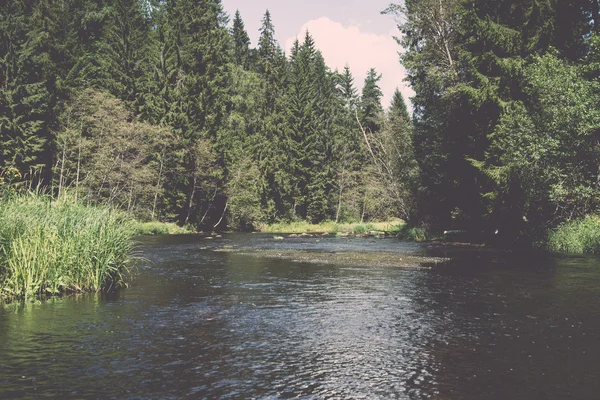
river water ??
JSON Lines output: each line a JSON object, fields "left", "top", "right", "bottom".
{"left": 1, "top": 234, "right": 600, "bottom": 399}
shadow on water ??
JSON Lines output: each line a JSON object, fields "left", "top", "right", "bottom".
{"left": 2, "top": 233, "right": 600, "bottom": 399}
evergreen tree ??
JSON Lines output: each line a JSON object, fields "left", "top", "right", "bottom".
{"left": 389, "top": 88, "right": 409, "bottom": 123}
{"left": 0, "top": 0, "right": 63, "bottom": 182}
{"left": 340, "top": 65, "right": 358, "bottom": 110}
{"left": 387, "top": 0, "right": 599, "bottom": 240}
{"left": 100, "top": 0, "right": 152, "bottom": 112}
{"left": 163, "top": 0, "right": 232, "bottom": 226}
{"left": 359, "top": 68, "right": 383, "bottom": 133}
{"left": 231, "top": 10, "right": 250, "bottom": 70}
{"left": 332, "top": 66, "right": 363, "bottom": 222}
{"left": 253, "top": 10, "right": 292, "bottom": 221}
{"left": 383, "top": 88, "right": 417, "bottom": 220}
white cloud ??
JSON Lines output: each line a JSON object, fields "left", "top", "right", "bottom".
{"left": 284, "top": 17, "right": 414, "bottom": 109}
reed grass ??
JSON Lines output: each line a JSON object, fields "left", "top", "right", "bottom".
{"left": 0, "top": 194, "right": 136, "bottom": 302}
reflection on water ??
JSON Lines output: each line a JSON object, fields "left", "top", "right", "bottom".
{"left": 2, "top": 234, "right": 600, "bottom": 399}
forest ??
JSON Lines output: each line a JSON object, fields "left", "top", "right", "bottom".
{"left": 0, "top": 0, "right": 415, "bottom": 233}
{"left": 2, "top": 0, "right": 600, "bottom": 247}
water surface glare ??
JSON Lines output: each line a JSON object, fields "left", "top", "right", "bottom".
{"left": 2, "top": 234, "right": 600, "bottom": 399}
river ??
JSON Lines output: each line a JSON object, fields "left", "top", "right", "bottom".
{"left": 1, "top": 234, "right": 600, "bottom": 399}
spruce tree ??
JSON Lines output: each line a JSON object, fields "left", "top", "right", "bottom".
{"left": 100, "top": 0, "right": 152, "bottom": 113}
{"left": 359, "top": 68, "right": 383, "bottom": 134}
{"left": 231, "top": 10, "right": 250, "bottom": 70}
{"left": 162, "top": 0, "right": 232, "bottom": 226}
{"left": 252, "top": 10, "right": 292, "bottom": 221}
{"left": 0, "top": 0, "right": 60, "bottom": 182}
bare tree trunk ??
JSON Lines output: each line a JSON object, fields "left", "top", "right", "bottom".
{"left": 335, "top": 162, "right": 346, "bottom": 223}
{"left": 184, "top": 174, "right": 197, "bottom": 226}
{"left": 57, "top": 137, "right": 67, "bottom": 199}
{"left": 75, "top": 138, "right": 82, "bottom": 203}
{"left": 335, "top": 185, "right": 344, "bottom": 223}
{"left": 361, "top": 190, "right": 367, "bottom": 223}
{"left": 439, "top": 0, "right": 454, "bottom": 67}
{"left": 593, "top": 0, "right": 600, "bottom": 33}
{"left": 199, "top": 187, "right": 218, "bottom": 225}
{"left": 214, "top": 199, "right": 228, "bottom": 228}
{"left": 152, "top": 158, "right": 164, "bottom": 220}
{"left": 127, "top": 186, "right": 133, "bottom": 212}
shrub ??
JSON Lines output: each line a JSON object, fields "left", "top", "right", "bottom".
{"left": 389, "top": 223, "right": 430, "bottom": 241}
{"left": 545, "top": 216, "right": 600, "bottom": 254}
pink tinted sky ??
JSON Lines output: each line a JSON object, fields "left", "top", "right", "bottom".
{"left": 221, "top": 0, "right": 413, "bottom": 108}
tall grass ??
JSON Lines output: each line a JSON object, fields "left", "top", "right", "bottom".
{"left": 132, "top": 221, "right": 192, "bottom": 235}
{"left": 545, "top": 216, "right": 600, "bottom": 254}
{"left": 261, "top": 220, "right": 402, "bottom": 234}
{"left": 0, "top": 194, "right": 135, "bottom": 302}
{"left": 388, "top": 223, "right": 430, "bottom": 241}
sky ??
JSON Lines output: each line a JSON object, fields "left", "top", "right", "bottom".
{"left": 221, "top": 0, "right": 414, "bottom": 109}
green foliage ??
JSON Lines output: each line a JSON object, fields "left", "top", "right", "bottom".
{"left": 479, "top": 53, "right": 600, "bottom": 238}
{"left": 545, "top": 216, "right": 600, "bottom": 254}
{"left": 352, "top": 223, "right": 375, "bottom": 234}
{"left": 0, "top": 194, "right": 135, "bottom": 302}
{"left": 132, "top": 221, "right": 192, "bottom": 235}
{"left": 359, "top": 68, "right": 384, "bottom": 133}
{"left": 99, "top": 0, "right": 152, "bottom": 112}
{"left": 262, "top": 220, "right": 397, "bottom": 234}
{"left": 387, "top": 0, "right": 600, "bottom": 243}
{"left": 389, "top": 223, "right": 430, "bottom": 242}
{"left": 1, "top": 2, "right": 411, "bottom": 233}
{"left": 231, "top": 10, "right": 251, "bottom": 70}
{"left": 54, "top": 89, "right": 177, "bottom": 220}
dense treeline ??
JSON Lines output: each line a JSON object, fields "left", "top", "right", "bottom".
{"left": 0, "top": 0, "right": 414, "bottom": 230}
{"left": 386, "top": 0, "right": 600, "bottom": 245}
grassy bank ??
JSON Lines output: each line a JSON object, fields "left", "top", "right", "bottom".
{"left": 261, "top": 220, "right": 404, "bottom": 235}
{"left": 545, "top": 216, "right": 600, "bottom": 254}
{"left": 388, "top": 224, "right": 432, "bottom": 241}
{"left": 0, "top": 194, "right": 136, "bottom": 302}
{"left": 132, "top": 221, "right": 193, "bottom": 235}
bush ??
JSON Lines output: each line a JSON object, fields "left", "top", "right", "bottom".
{"left": 0, "top": 194, "right": 136, "bottom": 302}
{"left": 389, "top": 223, "right": 430, "bottom": 241}
{"left": 545, "top": 216, "right": 600, "bottom": 254}
{"left": 132, "top": 221, "right": 191, "bottom": 235}
{"left": 352, "top": 224, "right": 376, "bottom": 234}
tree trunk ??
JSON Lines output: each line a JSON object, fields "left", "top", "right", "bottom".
{"left": 58, "top": 144, "right": 66, "bottom": 199}
{"left": 152, "top": 158, "right": 164, "bottom": 220}
{"left": 593, "top": 0, "right": 600, "bottom": 33}
{"left": 184, "top": 174, "right": 197, "bottom": 226}
{"left": 75, "top": 138, "right": 82, "bottom": 203}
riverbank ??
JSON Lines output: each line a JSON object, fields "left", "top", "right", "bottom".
{"left": 260, "top": 220, "right": 405, "bottom": 235}
{"left": 544, "top": 215, "right": 600, "bottom": 254}
{"left": 132, "top": 221, "right": 194, "bottom": 235}
{"left": 0, "top": 194, "right": 135, "bottom": 302}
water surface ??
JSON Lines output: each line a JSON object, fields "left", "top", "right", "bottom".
{"left": 1, "top": 234, "right": 600, "bottom": 399}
